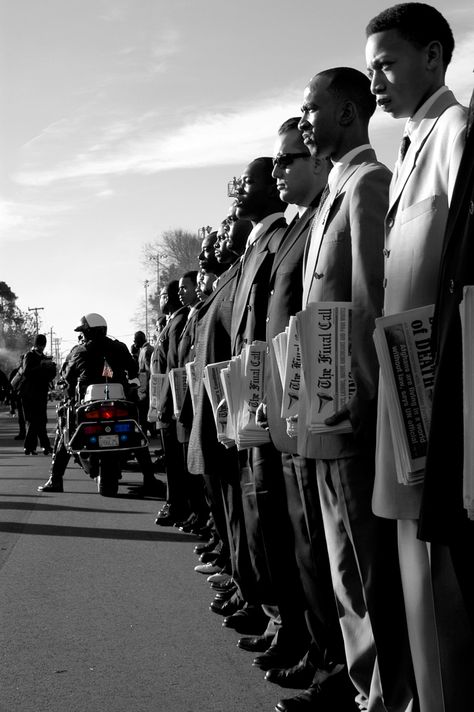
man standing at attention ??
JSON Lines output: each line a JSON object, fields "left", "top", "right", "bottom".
{"left": 366, "top": 4, "right": 470, "bottom": 711}
{"left": 297, "top": 66, "right": 414, "bottom": 712}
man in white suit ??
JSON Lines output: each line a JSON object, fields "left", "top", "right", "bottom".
{"left": 295, "top": 67, "right": 415, "bottom": 712}
{"left": 366, "top": 4, "right": 469, "bottom": 711}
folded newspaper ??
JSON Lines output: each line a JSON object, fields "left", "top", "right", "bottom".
{"left": 272, "top": 315, "right": 303, "bottom": 438}
{"left": 168, "top": 367, "right": 188, "bottom": 418}
{"left": 459, "top": 286, "right": 474, "bottom": 520}
{"left": 212, "top": 342, "right": 271, "bottom": 450}
{"left": 185, "top": 360, "right": 198, "bottom": 415}
{"left": 296, "top": 302, "right": 355, "bottom": 435}
{"left": 373, "top": 304, "right": 434, "bottom": 486}
{"left": 147, "top": 373, "right": 168, "bottom": 423}
{"left": 203, "top": 360, "right": 234, "bottom": 447}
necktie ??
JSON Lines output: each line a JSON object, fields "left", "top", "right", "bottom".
{"left": 399, "top": 134, "right": 411, "bottom": 162}
{"left": 467, "top": 87, "right": 474, "bottom": 139}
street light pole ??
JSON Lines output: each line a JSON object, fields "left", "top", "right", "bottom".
{"left": 144, "top": 280, "right": 150, "bottom": 339}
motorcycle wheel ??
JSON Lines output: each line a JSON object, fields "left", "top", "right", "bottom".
{"left": 96, "top": 457, "right": 120, "bottom": 497}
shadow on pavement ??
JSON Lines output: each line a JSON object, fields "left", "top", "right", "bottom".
{"left": 0, "top": 522, "right": 196, "bottom": 541}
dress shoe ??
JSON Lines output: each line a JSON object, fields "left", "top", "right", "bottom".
{"left": 274, "top": 666, "right": 352, "bottom": 711}
{"left": 209, "top": 595, "right": 242, "bottom": 617}
{"left": 155, "top": 503, "right": 184, "bottom": 526}
{"left": 212, "top": 588, "right": 236, "bottom": 602}
{"left": 194, "top": 537, "right": 219, "bottom": 555}
{"left": 207, "top": 572, "right": 231, "bottom": 584}
{"left": 222, "top": 606, "right": 268, "bottom": 635}
{"left": 199, "top": 550, "right": 221, "bottom": 564}
{"left": 194, "top": 561, "right": 223, "bottom": 575}
{"left": 265, "top": 659, "right": 315, "bottom": 689}
{"left": 42, "top": 447, "right": 53, "bottom": 456}
{"left": 24, "top": 449, "right": 38, "bottom": 456}
{"left": 210, "top": 577, "right": 237, "bottom": 593}
{"left": 253, "top": 645, "right": 300, "bottom": 671}
{"left": 37, "top": 477, "right": 64, "bottom": 493}
{"left": 237, "top": 636, "right": 273, "bottom": 653}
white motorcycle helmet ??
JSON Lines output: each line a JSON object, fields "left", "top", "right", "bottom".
{"left": 74, "top": 313, "right": 108, "bottom": 336}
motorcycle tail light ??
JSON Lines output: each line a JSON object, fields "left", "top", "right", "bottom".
{"left": 83, "top": 424, "right": 102, "bottom": 435}
{"left": 83, "top": 405, "right": 130, "bottom": 420}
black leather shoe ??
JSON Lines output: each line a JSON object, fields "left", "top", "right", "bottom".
{"left": 194, "top": 536, "right": 219, "bottom": 555}
{"left": 42, "top": 447, "right": 53, "bottom": 456}
{"left": 274, "top": 667, "right": 353, "bottom": 711}
{"left": 37, "top": 477, "right": 63, "bottom": 493}
{"left": 212, "top": 588, "right": 236, "bottom": 602}
{"left": 253, "top": 646, "right": 300, "bottom": 671}
{"left": 237, "top": 636, "right": 273, "bottom": 653}
{"left": 24, "top": 449, "right": 38, "bottom": 456}
{"left": 155, "top": 503, "right": 185, "bottom": 526}
{"left": 210, "top": 595, "right": 242, "bottom": 617}
{"left": 210, "top": 577, "right": 236, "bottom": 592}
{"left": 199, "top": 549, "right": 221, "bottom": 564}
{"left": 222, "top": 606, "right": 268, "bottom": 634}
{"left": 265, "top": 660, "right": 315, "bottom": 689}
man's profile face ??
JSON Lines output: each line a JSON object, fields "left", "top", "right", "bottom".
{"left": 159, "top": 288, "right": 169, "bottom": 314}
{"left": 198, "top": 234, "right": 218, "bottom": 272}
{"left": 235, "top": 161, "right": 273, "bottom": 221}
{"left": 178, "top": 277, "right": 197, "bottom": 307}
{"left": 365, "top": 29, "right": 433, "bottom": 119}
{"left": 298, "top": 76, "right": 337, "bottom": 159}
{"left": 214, "top": 223, "right": 234, "bottom": 264}
{"left": 272, "top": 129, "right": 313, "bottom": 206}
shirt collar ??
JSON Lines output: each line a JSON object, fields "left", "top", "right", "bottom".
{"left": 246, "top": 211, "right": 285, "bottom": 246}
{"left": 329, "top": 144, "right": 371, "bottom": 192}
{"left": 405, "top": 86, "right": 449, "bottom": 139}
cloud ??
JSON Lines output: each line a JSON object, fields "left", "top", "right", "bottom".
{"left": 0, "top": 199, "right": 72, "bottom": 243}
{"left": 15, "top": 90, "right": 302, "bottom": 187}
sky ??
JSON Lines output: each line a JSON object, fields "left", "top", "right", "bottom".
{"left": 1, "top": 0, "right": 473, "bottom": 360}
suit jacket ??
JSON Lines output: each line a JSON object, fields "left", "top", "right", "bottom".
{"left": 373, "top": 90, "right": 467, "bottom": 519}
{"left": 418, "top": 106, "right": 473, "bottom": 543}
{"left": 230, "top": 216, "right": 287, "bottom": 356}
{"left": 150, "top": 305, "right": 189, "bottom": 421}
{"left": 298, "top": 149, "right": 390, "bottom": 460}
{"left": 175, "top": 305, "right": 201, "bottom": 443}
{"left": 264, "top": 207, "right": 318, "bottom": 454}
{"left": 187, "top": 261, "right": 241, "bottom": 475}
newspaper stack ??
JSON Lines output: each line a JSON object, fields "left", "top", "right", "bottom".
{"left": 185, "top": 360, "right": 198, "bottom": 415}
{"left": 296, "top": 302, "right": 354, "bottom": 435}
{"left": 202, "top": 360, "right": 234, "bottom": 447}
{"left": 168, "top": 367, "right": 187, "bottom": 418}
{"left": 373, "top": 304, "right": 434, "bottom": 486}
{"left": 459, "top": 286, "right": 474, "bottom": 519}
{"left": 272, "top": 315, "right": 303, "bottom": 438}
{"left": 147, "top": 373, "right": 168, "bottom": 422}
{"left": 218, "top": 341, "right": 270, "bottom": 450}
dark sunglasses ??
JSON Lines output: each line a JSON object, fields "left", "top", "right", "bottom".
{"left": 272, "top": 152, "right": 310, "bottom": 168}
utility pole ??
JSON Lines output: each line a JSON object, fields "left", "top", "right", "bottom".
{"left": 28, "top": 306, "right": 44, "bottom": 335}
{"left": 149, "top": 253, "right": 164, "bottom": 294}
{"left": 144, "top": 280, "right": 150, "bottom": 339}
{"left": 49, "top": 327, "right": 55, "bottom": 357}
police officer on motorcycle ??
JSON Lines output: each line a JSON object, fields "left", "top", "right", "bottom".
{"left": 38, "top": 313, "right": 166, "bottom": 497}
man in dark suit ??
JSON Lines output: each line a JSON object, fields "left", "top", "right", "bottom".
{"left": 255, "top": 118, "right": 348, "bottom": 707}
{"left": 151, "top": 279, "right": 190, "bottom": 526}
{"left": 187, "top": 217, "right": 264, "bottom": 606}
{"left": 420, "top": 92, "right": 474, "bottom": 629}
{"left": 227, "top": 158, "right": 314, "bottom": 657}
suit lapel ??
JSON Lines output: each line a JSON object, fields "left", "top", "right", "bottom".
{"left": 389, "top": 90, "right": 459, "bottom": 211}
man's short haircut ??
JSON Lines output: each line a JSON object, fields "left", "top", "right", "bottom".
{"left": 278, "top": 117, "right": 302, "bottom": 135}
{"left": 182, "top": 270, "right": 198, "bottom": 285}
{"left": 34, "top": 334, "right": 47, "bottom": 348}
{"left": 366, "top": 3, "right": 454, "bottom": 67}
{"left": 167, "top": 279, "right": 179, "bottom": 299}
{"left": 249, "top": 157, "right": 275, "bottom": 184}
{"left": 316, "top": 67, "right": 376, "bottom": 122}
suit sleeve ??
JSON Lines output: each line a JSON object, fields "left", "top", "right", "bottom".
{"left": 347, "top": 164, "right": 390, "bottom": 439}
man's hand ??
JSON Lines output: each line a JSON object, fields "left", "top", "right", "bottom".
{"left": 324, "top": 406, "right": 351, "bottom": 427}
{"left": 286, "top": 414, "right": 298, "bottom": 438}
{"left": 256, "top": 402, "right": 269, "bottom": 430}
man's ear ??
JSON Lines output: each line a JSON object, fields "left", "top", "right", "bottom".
{"left": 426, "top": 40, "right": 443, "bottom": 71}
{"left": 339, "top": 99, "right": 356, "bottom": 127}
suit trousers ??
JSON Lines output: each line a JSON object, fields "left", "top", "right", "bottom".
{"left": 285, "top": 453, "right": 345, "bottom": 667}
{"left": 315, "top": 455, "right": 415, "bottom": 712}
{"left": 248, "top": 443, "right": 309, "bottom": 657}
{"left": 161, "top": 421, "right": 189, "bottom": 515}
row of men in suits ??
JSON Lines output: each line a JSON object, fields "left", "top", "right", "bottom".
{"left": 149, "top": 4, "right": 474, "bottom": 711}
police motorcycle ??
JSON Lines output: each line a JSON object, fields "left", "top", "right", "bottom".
{"left": 58, "top": 380, "right": 148, "bottom": 496}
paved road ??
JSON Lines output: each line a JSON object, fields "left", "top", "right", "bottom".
{"left": 0, "top": 405, "right": 282, "bottom": 712}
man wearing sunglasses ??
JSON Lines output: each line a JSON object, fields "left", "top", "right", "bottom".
{"left": 251, "top": 118, "right": 352, "bottom": 708}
